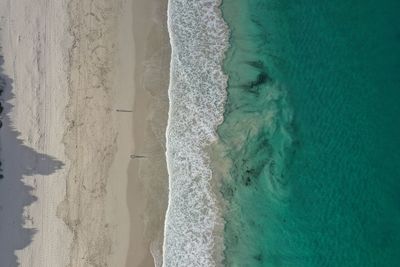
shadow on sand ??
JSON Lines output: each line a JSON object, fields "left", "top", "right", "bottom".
{"left": 0, "top": 54, "right": 64, "bottom": 266}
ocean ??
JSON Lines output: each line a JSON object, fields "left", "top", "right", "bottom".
{"left": 217, "top": 0, "right": 400, "bottom": 266}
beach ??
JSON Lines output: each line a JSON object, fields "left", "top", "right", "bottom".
{"left": 126, "top": 0, "right": 170, "bottom": 266}
{"left": 2, "top": 0, "right": 400, "bottom": 266}
{"left": 0, "top": 1, "right": 71, "bottom": 265}
{"left": 0, "top": 0, "right": 170, "bottom": 266}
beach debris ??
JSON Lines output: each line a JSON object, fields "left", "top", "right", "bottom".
{"left": 116, "top": 109, "right": 133, "bottom": 113}
{"left": 130, "top": 154, "right": 146, "bottom": 159}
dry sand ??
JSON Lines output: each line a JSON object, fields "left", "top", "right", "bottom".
{"left": 0, "top": 0, "right": 170, "bottom": 266}
{"left": 0, "top": 1, "right": 72, "bottom": 266}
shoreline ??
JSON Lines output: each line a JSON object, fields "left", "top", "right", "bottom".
{"left": 60, "top": 0, "right": 171, "bottom": 266}
{"left": 126, "top": 0, "right": 170, "bottom": 266}
{"left": 162, "top": 0, "right": 229, "bottom": 265}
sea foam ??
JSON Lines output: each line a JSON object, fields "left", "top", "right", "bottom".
{"left": 163, "top": 0, "right": 229, "bottom": 266}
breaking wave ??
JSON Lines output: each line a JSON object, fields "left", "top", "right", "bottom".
{"left": 163, "top": 0, "right": 229, "bottom": 266}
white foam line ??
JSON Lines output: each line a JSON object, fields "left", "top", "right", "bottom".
{"left": 162, "top": 0, "right": 229, "bottom": 266}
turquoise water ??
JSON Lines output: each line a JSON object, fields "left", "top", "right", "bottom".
{"left": 216, "top": 0, "right": 400, "bottom": 266}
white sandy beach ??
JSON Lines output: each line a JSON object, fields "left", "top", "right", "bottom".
{"left": 0, "top": 1, "right": 72, "bottom": 266}
{"left": 0, "top": 0, "right": 170, "bottom": 266}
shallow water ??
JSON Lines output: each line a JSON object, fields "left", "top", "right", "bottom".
{"left": 217, "top": 0, "right": 400, "bottom": 266}
{"left": 163, "top": 0, "right": 229, "bottom": 266}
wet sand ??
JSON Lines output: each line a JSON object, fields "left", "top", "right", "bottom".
{"left": 127, "top": 0, "right": 170, "bottom": 266}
